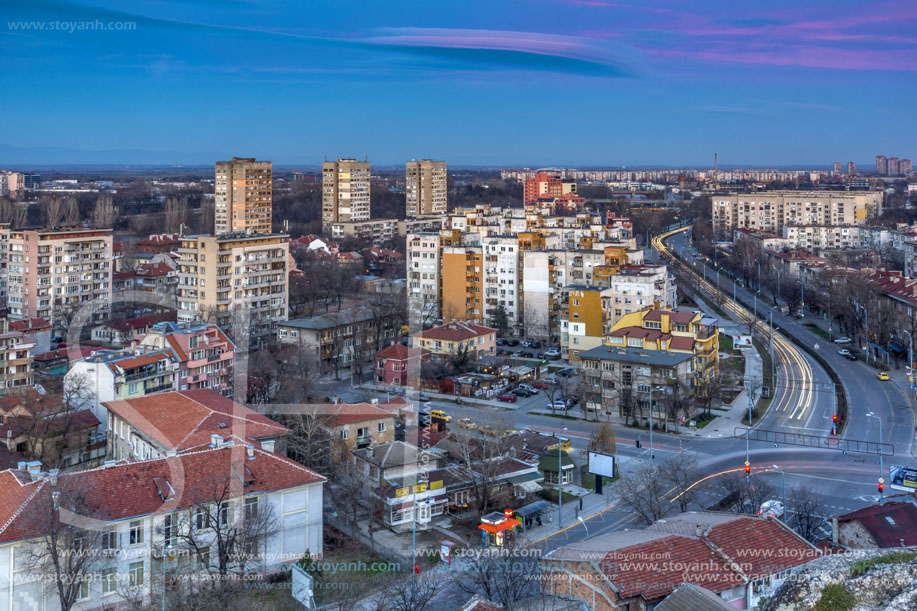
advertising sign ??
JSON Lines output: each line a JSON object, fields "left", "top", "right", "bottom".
{"left": 588, "top": 451, "right": 616, "bottom": 479}
{"left": 889, "top": 464, "right": 917, "bottom": 492}
{"left": 733, "top": 335, "right": 753, "bottom": 349}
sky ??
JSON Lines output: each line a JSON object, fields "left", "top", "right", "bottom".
{"left": 2, "top": 0, "right": 916, "bottom": 167}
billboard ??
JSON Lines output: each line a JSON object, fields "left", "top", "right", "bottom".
{"left": 733, "top": 335, "right": 753, "bottom": 349}
{"left": 588, "top": 451, "right": 615, "bottom": 479}
{"left": 889, "top": 464, "right": 917, "bottom": 492}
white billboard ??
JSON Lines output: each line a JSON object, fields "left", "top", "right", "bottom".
{"left": 588, "top": 451, "right": 615, "bottom": 479}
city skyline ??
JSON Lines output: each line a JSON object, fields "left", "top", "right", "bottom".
{"left": 3, "top": 0, "right": 917, "bottom": 166}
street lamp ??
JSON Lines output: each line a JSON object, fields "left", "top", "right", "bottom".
{"left": 866, "top": 412, "right": 884, "bottom": 495}
{"left": 649, "top": 386, "right": 665, "bottom": 466}
{"left": 733, "top": 278, "right": 740, "bottom": 304}
{"left": 716, "top": 268, "right": 720, "bottom": 295}
{"left": 577, "top": 515, "right": 590, "bottom": 538}
{"left": 753, "top": 290, "right": 761, "bottom": 336}
{"left": 771, "top": 464, "right": 786, "bottom": 522}
{"left": 857, "top": 303, "right": 870, "bottom": 364}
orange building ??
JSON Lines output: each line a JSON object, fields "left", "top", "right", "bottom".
{"left": 441, "top": 246, "right": 484, "bottom": 322}
{"left": 562, "top": 285, "right": 610, "bottom": 360}
{"left": 523, "top": 172, "right": 576, "bottom": 207}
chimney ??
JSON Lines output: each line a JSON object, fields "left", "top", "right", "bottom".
{"left": 48, "top": 469, "right": 59, "bottom": 486}
{"left": 260, "top": 440, "right": 275, "bottom": 453}
{"left": 51, "top": 491, "right": 61, "bottom": 511}
{"left": 246, "top": 445, "right": 255, "bottom": 460}
{"left": 26, "top": 461, "right": 41, "bottom": 476}
{"left": 16, "top": 461, "right": 27, "bottom": 471}
{"left": 210, "top": 434, "right": 222, "bottom": 447}
{"left": 371, "top": 398, "right": 379, "bottom": 405}
{"left": 695, "top": 523, "right": 703, "bottom": 538}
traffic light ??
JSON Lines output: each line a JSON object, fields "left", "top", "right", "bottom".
{"left": 878, "top": 478, "right": 885, "bottom": 494}
{"left": 744, "top": 461, "right": 751, "bottom": 476}
{"left": 832, "top": 414, "right": 838, "bottom": 423}
{"left": 414, "top": 562, "right": 420, "bottom": 575}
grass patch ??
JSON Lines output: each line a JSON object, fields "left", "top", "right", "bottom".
{"left": 814, "top": 583, "right": 855, "bottom": 611}
{"left": 693, "top": 289, "right": 730, "bottom": 320}
{"left": 540, "top": 488, "right": 579, "bottom": 503}
{"left": 851, "top": 551, "right": 917, "bottom": 576}
{"left": 693, "top": 411, "right": 717, "bottom": 429}
{"left": 719, "top": 332, "right": 734, "bottom": 353}
{"left": 804, "top": 322, "right": 830, "bottom": 341}
{"left": 742, "top": 338, "right": 774, "bottom": 425}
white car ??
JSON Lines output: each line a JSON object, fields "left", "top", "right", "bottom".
{"left": 838, "top": 348, "right": 851, "bottom": 357}
{"left": 547, "top": 400, "right": 569, "bottom": 411}
{"left": 834, "top": 337, "right": 852, "bottom": 345}
{"left": 757, "top": 500, "right": 785, "bottom": 519}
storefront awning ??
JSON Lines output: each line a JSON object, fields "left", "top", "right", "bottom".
{"left": 506, "top": 471, "right": 543, "bottom": 486}
{"left": 478, "top": 518, "right": 520, "bottom": 534}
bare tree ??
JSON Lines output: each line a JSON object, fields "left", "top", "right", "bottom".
{"left": 456, "top": 544, "right": 543, "bottom": 611}
{"left": 330, "top": 457, "right": 368, "bottom": 542}
{"left": 788, "top": 485, "right": 824, "bottom": 542}
{"left": 43, "top": 195, "right": 64, "bottom": 228}
{"left": 373, "top": 574, "right": 439, "bottom": 611}
{"left": 63, "top": 196, "right": 80, "bottom": 226}
{"left": 12, "top": 202, "right": 28, "bottom": 228}
{"left": 589, "top": 421, "right": 616, "bottom": 456}
{"left": 280, "top": 411, "right": 333, "bottom": 476}
{"left": 199, "top": 200, "right": 215, "bottom": 234}
{"left": 616, "top": 465, "right": 671, "bottom": 525}
{"left": 660, "top": 453, "right": 702, "bottom": 513}
{"left": 91, "top": 194, "right": 115, "bottom": 228}
{"left": 164, "top": 196, "right": 188, "bottom": 234}
{"left": 721, "top": 472, "right": 776, "bottom": 515}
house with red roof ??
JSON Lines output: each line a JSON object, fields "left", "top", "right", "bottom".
{"left": 135, "top": 232, "right": 180, "bottom": 254}
{"left": 91, "top": 311, "right": 177, "bottom": 347}
{"left": 541, "top": 511, "right": 819, "bottom": 611}
{"left": 411, "top": 321, "right": 497, "bottom": 360}
{"left": 832, "top": 501, "right": 917, "bottom": 549}
{"left": 8, "top": 317, "right": 51, "bottom": 355}
{"left": 375, "top": 343, "right": 430, "bottom": 387}
{"left": 0, "top": 443, "right": 325, "bottom": 609}
{"left": 103, "top": 389, "right": 289, "bottom": 462}
{"left": 138, "top": 321, "right": 235, "bottom": 397}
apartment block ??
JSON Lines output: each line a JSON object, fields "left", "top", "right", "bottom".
{"left": 442, "top": 245, "right": 485, "bottom": 322}
{"left": 523, "top": 171, "right": 576, "bottom": 207}
{"left": 407, "top": 232, "right": 443, "bottom": 327}
{"left": 482, "top": 235, "right": 521, "bottom": 328}
{"left": 322, "top": 158, "right": 371, "bottom": 232}
{"left": 711, "top": 190, "right": 882, "bottom": 237}
{"left": 6, "top": 228, "right": 113, "bottom": 329}
{"left": 603, "top": 265, "right": 676, "bottom": 320}
{"left": 877, "top": 155, "right": 888, "bottom": 175}
{"left": 406, "top": 159, "right": 447, "bottom": 217}
{"left": 0, "top": 317, "right": 34, "bottom": 393}
{"left": 0, "top": 223, "right": 9, "bottom": 305}
{"left": 138, "top": 321, "right": 235, "bottom": 397}
{"left": 214, "top": 157, "right": 272, "bottom": 234}
{"left": 560, "top": 285, "right": 610, "bottom": 360}
{"left": 177, "top": 232, "right": 289, "bottom": 337}
{"left": 331, "top": 217, "right": 398, "bottom": 244}
{"left": 848, "top": 161, "right": 856, "bottom": 176}
{"left": 0, "top": 171, "right": 23, "bottom": 197}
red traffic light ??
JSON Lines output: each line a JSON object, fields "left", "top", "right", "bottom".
{"left": 832, "top": 414, "right": 838, "bottom": 423}
{"left": 744, "top": 462, "right": 751, "bottom": 475}
{"left": 414, "top": 562, "right": 420, "bottom": 574}
{"left": 879, "top": 478, "right": 885, "bottom": 494}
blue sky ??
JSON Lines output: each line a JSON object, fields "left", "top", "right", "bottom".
{"left": 2, "top": 0, "right": 916, "bottom": 167}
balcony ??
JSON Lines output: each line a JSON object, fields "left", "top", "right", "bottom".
{"left": 144, "top": 383, "right": 174, "bottom": 394}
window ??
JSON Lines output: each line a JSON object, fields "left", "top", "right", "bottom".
{"left": 218, "top": 502, "right": 229, "bottom": 526}
{"left": 162, "top": 514, "right": 174, "bottom": 546}
{"left": 378, "top": 422, "right": 386, "bottom": 433}
{"left": 77, "top": 576, "right": 90, "bottom": 600}
{"left": 129, "top": 561, "right": 144, "bottom": 587}
{"left": 101, "top": 530, "right": 118, "bottom": 551}
{"left": 101, "top": 568, "right": 117, "bottom": 595}
{"left": 340, "top": 429, "right": 348, "bottom": 440}
{"left": 198, "top": 550, "right": 211, "bottom": 569}
{"left": 129, "top": 520, "right": 143, "bottom": 545}
{"left": 244, "top": 497, "right": 259, "bottom": 521}
{"left": 194, "top": 507, "right": 207, "bottom": 530}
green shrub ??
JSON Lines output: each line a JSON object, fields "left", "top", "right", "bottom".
{"left": 814, "top": 583, "right": 855, "bottom": 611}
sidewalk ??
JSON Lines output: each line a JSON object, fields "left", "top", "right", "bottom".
{"left": 694, "top": 343, "right": 761, "bottom": 439}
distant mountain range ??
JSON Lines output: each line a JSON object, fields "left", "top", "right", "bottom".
{"left": 0, "top": 143, "right": 221, "bottom": 167}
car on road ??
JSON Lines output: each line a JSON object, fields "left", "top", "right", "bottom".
{"left": 430, "top": 409, "right": 451, "bottom": 422}
{"left": 497, "top": 393, "right": 517, "bottom": 403}
{"left": 842, "top": 352, "right": 858, "bottom": 361}
{"left": 757, "top": 499, "right": 785, "bottom": 519}
{"left": 543, "top": 375, "right": 558, "bottom": 385}
{"left": 502, "top": 429, "right": 518, "bottom": 437}
{"left": 834, "top": 337, "right": 852, "bottom": 345}
{"left": 556, "top": 368, "right": 577, "bottom": 378}
{"left": 457, "top": 417, "right": 475, "bottom": 429}
{"left": 512, "top": 350, "right": 524, "bottom": 357}
{"left": 512, "top": 387, "right": 537, "bottom": 397}
{"left": 522, "top": 340, "right": 534, "bottom": 348}
{"left": 506, "top": 339, "right": 520, "bottom": 347}
{"left": 544, "top": 348, "right": 561, "bottom": 359}
{"left": 878, "top": 371, "right": 890, "bottom": 381}
{"left": 838, "top": 348, "right": 851, "bottom": 357}
{"left": 496, "top": 338, "right": 507, "bottom": 346}
{"left": 546, "top": 400, "right": 569, "bottom": 411}
{"left": 478, "top": 424, "right": 498, "bottom": 436}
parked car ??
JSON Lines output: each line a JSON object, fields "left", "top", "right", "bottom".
{"left": 506, "top": 339, "right": 520, "bottom": 346}
{"left": 556, "top": 368, "right": 577, "bottom": 378}
{"left": 411, "top": 392, "right": 431, "bottom": 402}
{"left": 512, "top": 350, "right": 524, "bottom": 357}
{"left": 544, "top": 348, "right": 561, "bottom": 359}
{"left": 522, "top": 340, "right": 534, "bottom": 348}
{"left": 458, "top": 417, "right": 475, "bottom": 429}
{"left": 496, "top": 338, "right": 507, "bottom": 346}
{"left": 517, "top": 383, "right": 538, "bottom": 393}
{"left": 512, "top": 387, "right": 537, "bottom": 397}
{"left": 878, "top": 371, "right": 890, "bottom": 381}
{"left": 478, "top": 424, "right": 498, "bottom": 436}
{"left": 546, "top": 400, "right": 569, "bottom": 411}
{"left": 834, "top": 337, "right": 852, "bottom": 345}
{"left": 543, "top": 375, "right": 558, "bottom": 385}
{"left": 430, "top": 409, "right": 451, "bottom": 422}
{"left": 530, "top": 380, "right": 548, "bottom": 390}
{"left": 497, "top": 393, "right": 517, "bottom": 403}
{"left": 519, "top": 351, "right": 534, "bottom": 358}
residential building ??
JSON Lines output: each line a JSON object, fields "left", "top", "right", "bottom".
{"left": 214, "top": 157, "right": 272, "bottom": 234}
{"left": 135, "top": 233, "right": 180, "bottom": 255}
{"left": 8, "top": 317, "right": 51, "bottom": 355}
{"left": 176, "top": 232, "right": 288, "bottom": 338}
{"left": 6, "top": 228, "right": 113, "bottom": 329}
{"left": 847, "top": 161, "right": 856, "bottom": 176}
{"left": 781, "top": 225, "right": 862, "bottom": 253}
{"left": 0, "top": 223, "right": 9, "bottom": 305}
{"left": 711, "top": 191, "right": 882, "bottom": 237}
{"left": 352, "top": 440, "right": 442, "bottom": 487}
{"left": 412, "top": 321, "right": 496, "bottom": 360}
{"left": 375, "top": 343, "right": 431, "bottom": 387}
{"left": 482, "top": 235, "right": 521, "bottom": 329}
{"left": 0, "top": 317, "right": 34, "bottom": 394}
{"left": 541, "top": 511, "right": 820, "bottom": 611}
{"left": 91, "top": 312, "right": 176, "bottom": 347}
{"left": 901, "top": 159, "right": 913, "bottom": 176}
{"left": 0, "top": 171, "right": 23, "bottom": 197}
{"left": 138, "top": 321, "right": 235, "bottom": 396}
{"left": 603, "top": 265, "right": 676, "bottom": 320}
{"left": 888, "top": 157, "right": 900, "bottom": 176}
{"left": 65, "top": 349, "right": 179, "bottom": 431}
{"left": 831, "top": 502, "right": 917, "bottom": 549}
{"left": 103, "top": 389, "right": 288, "bottom": 461}
{"left": 276, "top": 307, "right": 397, "bottom": 371}
{"left": 0, "top": 444, "right": 325, "bottom": 610}
{"left": 330, "top": 217, "right": 397, "bottom": 244}
{"left": 523, "top": 171, "right": 576, "bottom": 207}
{"left": 833, "top": 161, "right": 841, "bottom": 175}
{"left": 560, "top": 285, "right": 610, "bottom": 360}
{"left": 442, "top": 244, "right": 485, "bottom": 322}
{"left": 322, "top": 158, "right": 371, "bottom": 232}
{"left": 877, "top": 155, "right": 888, "bottom": 175}
{"left": 406, "top": 159, "right": 447, "bottom": 217}
{"left": 407, "top": 232, "right": 442, "bottom": 327}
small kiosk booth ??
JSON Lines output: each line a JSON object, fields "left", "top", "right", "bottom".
{"left": 478, "top": 509, "right": 521, "bottom": 547}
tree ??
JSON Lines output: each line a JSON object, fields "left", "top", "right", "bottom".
{"left": 373, "top": 574, "right": 439, "bottom": 611}
{"left": 63, "top": 196, "right": 80, "bottom": 226}
{"left": 616, "top": 465, "right": 671, "bottom": 525}
{"left": 490, "top": 304, "right": 510, "bottom": 337}
{"left": 91, "top": 194, "right": 115, "bottom": 228}
{"left": 43, "top": 195, "right": 65, "bottom": 228}
{"left": 590, "top": 421, "right": 616, "bottom": 456}
{"left": 449, "top": 419, "right": 515, "bottom": 518}
{"left": 721, "top": 472, "right": 776, "bottom": 515}
{"left": 456, "top": 543, "right": 543, "bottom": 611}
{"left": 20, "top": 373, "right": 97, "bottom": 469}
{"left": 660, "top": 453, "right": 702, "bottom": 513}
{"left": 330, "top": 457, "right": 369, "bottom": 542}
{"left": 281, "top": 411, "right": 334, "bottom": 476}
{"left": 164, "top": 196, "right": 188, "bottom": 234}
{"left": 788, "top": 485, "right": 824, "bottom": 542}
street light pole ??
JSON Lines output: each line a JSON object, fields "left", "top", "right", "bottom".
{"left": 903, "top": 331, "right": 913, "bottom": 400}
{"left": 716, "top": 269, "right": 720, "bottom": 295}
{"left": 649, "top": 386, "right": 664, "bottom": 466}
{"left": 733, "top": 278, "right": 739, "bottom": 305}
{"left": 577, "top": 515, "right": 590, "bottom": 538}
{"left": 771, "top": 464, "right": 786, "bottom": 521}
{"left": 867, "top": 411, "right": 884, "bottom": 495}
{"left": 857, "top": 303, "right": 870, "bottom": 364}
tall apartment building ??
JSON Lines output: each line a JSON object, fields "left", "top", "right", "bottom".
{"left": 711, "top": 191, "right": 882, "bottom": 237}
{"left": 523, "top": 171, "right": 576, "bottom": 207}
{"left": 177, "top": 232, "right": 289, "bottom": 338}
{"left": 0, "top": 171, "right": 23, "bottom": 197}
{"left": 888, "top": 157, "right": 900, "bottom": 177}
{"left": 847, "top": 161, "right": 856, "bottom": 176}
{"left": 876, "top": 155, "right": 888, "bottom": 175}
{"left": 6, "top": 228, "right": 113, "bottom": 329}
{"left": 322, "top": 158, "right": 371, "bottom": 232}
{"left": 0, "top": 316, "right": 34, "bottom": 393}
{"left": 0, "top": 223, "right": 9, "bottom": 305}
{"left": 833, "top": 162, "right": 841, "bottom": 175}
{"left": 407, "top": 232, "right": 443, "bottom": 327}
{"left": 214, "top": 157, "right": 272, "bottom": 234}
{"left": 482, "top": 235, "right": 521, "bottom": 328}
{"left": 406, "top": 159, "right": 447, "bottom": 217}
{"left": 901, "top": 159, "right": 913, "bottom": 176}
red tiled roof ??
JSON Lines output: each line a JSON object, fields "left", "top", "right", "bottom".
{"left": 414, "top": 321, "right": 496, "bottom": 342}
{"left": 835, "top": 502, "right": 917, "bottom": 547}
{"left": 322, "top": 402, "right": 395, "bottom": 427}
{"left": 705, "top": 516, "right": 819, "bottom": 579}
{"left": 375, "top": 344, "right": 430, "bottom": 361}
{"left": 8, "top": 318, "right": 50, "bottom": 333}
{"left": 0, "top": 445, "right": 325, "bottom": 545}
{"left": 113, "top": 269, "right": 138, "bottom": 280}
{"left": 102, "top": 389, "right": 288, "bottom": 452}
{"left": 108, "top": 353, "right": 170, "bottom": 371}
{"left": 103, "top": 312, "right": 176, "bottom": 334}
{"left": 669, "top": 336, "right": 696, "bottom": 351}
{"left": 136, "top": 262, "right": 175, "bottom": 277}
{"left": 643, "top": 309, "right": 697, "bottom": 325}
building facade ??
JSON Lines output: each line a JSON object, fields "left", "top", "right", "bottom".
{"left": 322, "top": 158, "right": 371, "bottom": 232}
{"left": 406, "top": 159, "right": 447, "bottom": 217}
{"left": 214, "top": 157, "right": 273, "bottom": 235}
{"left": 0, "top": 317, "right": 34, "bottom": 394}
{"left": 138, "top": 321, "right": 235, "bottom": 397}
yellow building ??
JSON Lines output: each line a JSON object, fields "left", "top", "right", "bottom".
{"left": 214, "top": 157, "right": 272, "bottom": 234}
{"left": 605, "top": 308, "right": 719, "bottom": 383}
{"left": 562, "top": 285, "right": 610, "bottom": 360}
{"left": 441, "top": 246, "right": 484, "bottom": 322}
